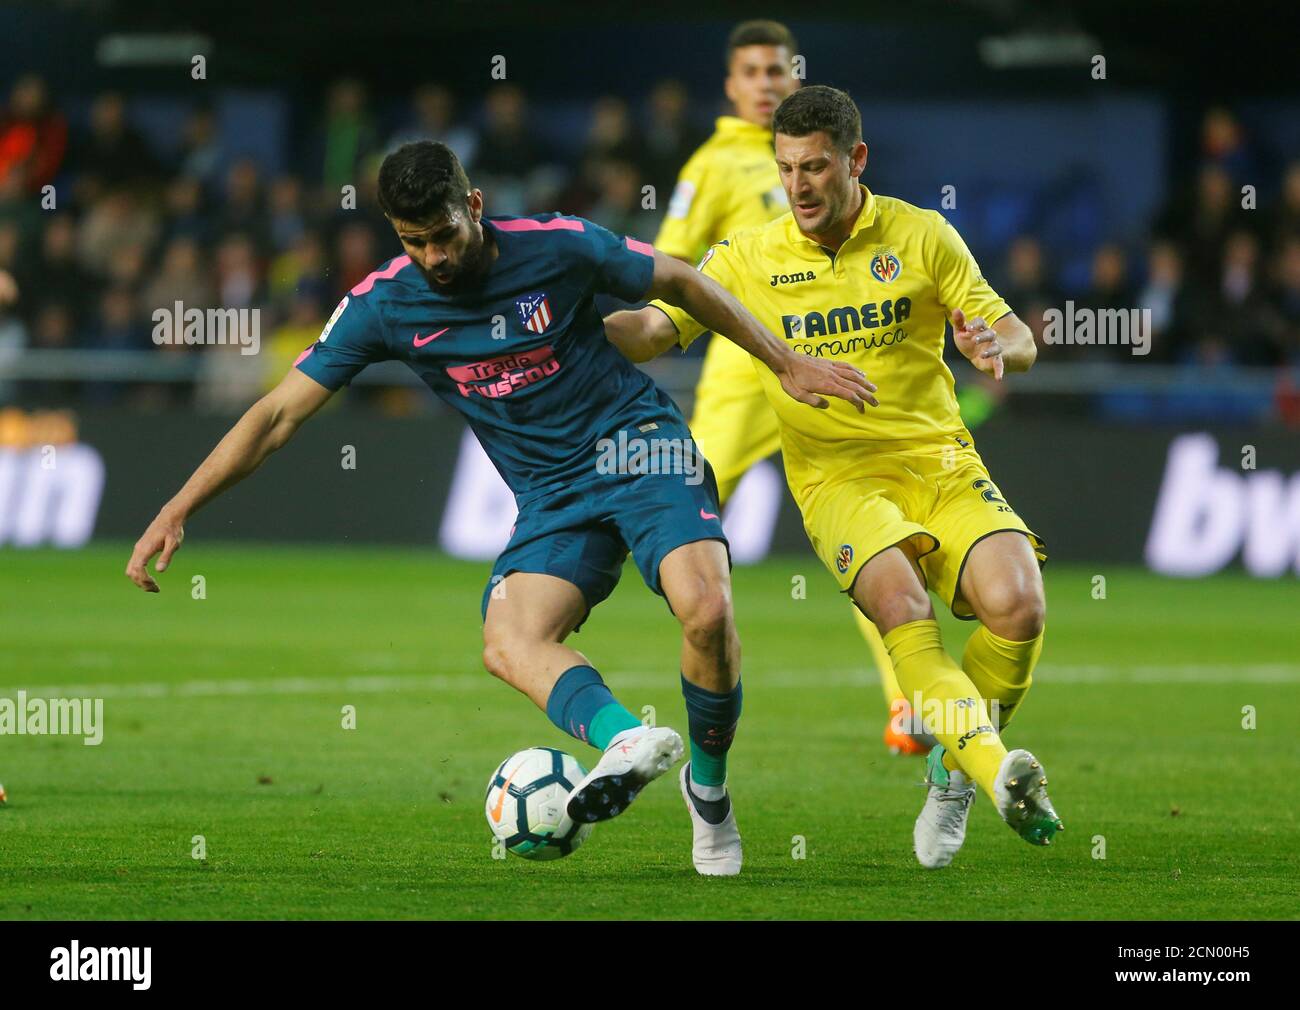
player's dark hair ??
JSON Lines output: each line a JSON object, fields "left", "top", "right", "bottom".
{"left": 773, "top": 85, "right": 862, "bottom": 156}
{"left": 377, "top": 141, "right": 471, "bottom": 222}
{"left": 726, "top": 19, "right": 798, "bottom": 67}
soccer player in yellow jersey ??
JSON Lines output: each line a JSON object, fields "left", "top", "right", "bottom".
{"left": 608, "top": 86, "right": 1063, "bottom": 867}
{"left": 655, "top": 19, "right": 796, "bottom": 497}
{"left": 657, "top": 21, "right": 924, "bottom": 760}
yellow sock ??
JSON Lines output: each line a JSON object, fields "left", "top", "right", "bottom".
{"left": 852, "top": 606, "right": 904, "bottom": 708}
{"left": 882, "top": 619, "right": 1008, "bottom": 796}
{"left": 962, "top": 625, "right": 1043, "bottom": 732}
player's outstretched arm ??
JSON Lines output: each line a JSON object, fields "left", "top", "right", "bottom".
{"left": 125, "top": 369, "right": 334, "bottom": 592}
{"left": 642, "top": 250, "right": 877, "bottom": 411}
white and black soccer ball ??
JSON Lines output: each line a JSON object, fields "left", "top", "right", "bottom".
{"left": 485, "top": 747, "right": 593, "bottom": 860}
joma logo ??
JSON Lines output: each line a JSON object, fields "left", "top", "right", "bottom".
{"left": 769, "top": 270, "right": 816, "bottom": 287}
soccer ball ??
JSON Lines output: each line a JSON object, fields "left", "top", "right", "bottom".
{"left": 485, "top": 747, "right": 593, "bottom": 860}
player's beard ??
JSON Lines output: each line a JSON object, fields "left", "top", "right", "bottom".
{"left": 419, "top": 225, "right": 491, "bottom": 295}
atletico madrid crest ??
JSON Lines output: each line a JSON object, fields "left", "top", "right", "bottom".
{"left": 516, "top": 293, "right": 553, "bottom": 334}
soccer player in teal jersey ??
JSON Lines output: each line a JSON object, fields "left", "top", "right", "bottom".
{"left": 126, "top": 142, "right": 872, "bottom": 875}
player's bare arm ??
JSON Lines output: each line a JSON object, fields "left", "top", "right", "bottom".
{"left": 606, "top": 249, "right": 878, "bottom": 411}
{"left": 951, "top": 308, "right": 1035, "bottom": 382}
{"left": 125, "top": 369, "right": 334, "bottom": 592}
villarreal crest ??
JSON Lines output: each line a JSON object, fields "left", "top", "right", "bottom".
{"left": 870, "top": 251, "right": 901, "bottom": 283}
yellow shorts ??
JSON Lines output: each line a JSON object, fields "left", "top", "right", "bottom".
{"left": 800, "top": 432, "right": 1047, "bottom": 619}
{"left": 689, "top": 336, "right": 781, "bottom": 505}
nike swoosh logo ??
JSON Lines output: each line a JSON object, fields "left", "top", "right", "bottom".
{"left": 489, "top": 764, "right": 521, "bottom": 823}
{"left": 700, "top": 508, "right": 719, "bottom": 521}
{"left": 413, "top": 327, "right": 448, "bottom": 347}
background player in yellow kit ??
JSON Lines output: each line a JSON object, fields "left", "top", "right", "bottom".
{"left": 608, "top": 86, "right": 1063, "bottom": 868}
{"left": 655, "top": 21, "right": 924, "bottom": 756}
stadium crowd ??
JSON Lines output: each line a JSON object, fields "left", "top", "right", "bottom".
{"left": 0, "top": 74, "right": 1297, "bottom": 410}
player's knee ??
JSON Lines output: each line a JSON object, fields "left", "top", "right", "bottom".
{"left": 981, "top": 583, "right": 1046, "bottom": 641}
{"left": 482, "top": 631, "right": 526, "bottom": 682}
{"left": 864, "top": 585, "right": 932, "bottom": 635}
{"left": 676, "top": 584, "right": 735, "bottom": 653}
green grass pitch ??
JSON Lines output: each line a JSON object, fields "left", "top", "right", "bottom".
{"left": 1, "top": 544, "right": 1296, "bottom": 919}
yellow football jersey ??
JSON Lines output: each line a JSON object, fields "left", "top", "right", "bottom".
{"left": 653, "top": 115, "right": 790, "bottom": 503}
{"left": 654, "top": 116, "right": 789, "bottom": 262}
{"left": 656, "top": 186, "right": 1012, "bottom": 503}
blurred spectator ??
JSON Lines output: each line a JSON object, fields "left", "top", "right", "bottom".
{"left": 1268, "top": 238, "right": 1300, "bottom": 363}
{"left": 1216, "top": 230, "right": 1279, "bottom": 365}
{"left": 78, "top": 189, "right": 160, "bottom": 278}
{"left": 586, "top": 159, "right": 649, "bottom": 238}
{"left": 1087, "top": 244, "right": 1133, "bottom": 305}
{"left": 475, "top": 85, "right": 540, "bottom": 176}
{"left": 0, "top": 220, "right": 21, "bottom": 284}
{"left": 387, "top": 84, "right": 478, "bottom": 166}
{"left": 1137, "top": 240, "right": 1194, "bottom": 362}
{"left": 142, "top": 237, "right": 212, "bottom": 316}
{"left": 1003, "top": 237, "right": 1059, "bottom": 354}
{"left": 644, "top": 79, "right": 703, "bottom": 201}
{"left": 28, "top": 300, "right": 79, "bottom": 401}
{"left": 94, "top": 286, "right": 150, "bottom": 351}
{"left": 32, "top": 301, "right": 76, "bottom": 349}
{"left": 474, "top": 85, "right": 547, "bottom": 215}
{"left": 1004, "top": 235, "right": 1057, "bottom": 308}
{"left": 161, "top": 175, "right": 213, "bottom": 246}
{"left": 1157, "top": 163, "right": 1251, "bottom": 289}
{"left": 267, "top": 175, "right": 306, "bottom": 252}
{"left": 317, "top": 79, "right": 377, "bottom": 192}
{"left": 214, "top": 234, "right": 261, "bottom": 309}
{"left": 0, "top": 169, "right": 42, "bottom": 246}
{"left": 0, "top": 74, "right": 67, "bottom": 195}
{"left": 1272, "top": 161, "right": 1300, "bottom": 250}
{"left": 1200, "top": 106, "right": 1257, "bottom": 183}
{"left": 177, "top": 105, "right": 224, "bottom": 190}
{"left": 269, "top": 229, "right": 330, "bottom": 308}
{"left": 0, "top": 268, "right": 23, "bottom": 401}
{"left": 334, "top": 221, "right": 377, "bottom": 300}
{"left": 1079, "top": 244, "right": 1135, "bottom": 362}
{"left": 75, "top": 92, "right": 159, "bottom": 196}
{"left": 11, "top": 215, "right": 95, "bottom": 327}
{"left": 583, "top": 96, "right": 644, "bottom": 167}
{"left": 266, "top": 291, "right": 326, "bottom": 387}
{"left": 220, "top": 158, "right": 268, "bottom": 249}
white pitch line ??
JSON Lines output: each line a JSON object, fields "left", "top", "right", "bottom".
{"left": 2, "top": 663, "right": 1297, "bottom": 701}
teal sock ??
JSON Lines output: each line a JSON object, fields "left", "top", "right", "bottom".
{"left": 680, "top": 674, "right": 742, "bottom": 787}
{"left": 588, "top": 702, "right": 642, "bottom": 751}
{"left": 545, "top": 665, "right": 641, "bottom": 750}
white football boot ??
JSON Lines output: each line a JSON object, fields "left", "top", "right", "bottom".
{"left": 679, "top": 763, "right": 742, "bottom": 876}
{"left": 993, "top": 748, "right": 1064, "bottom": 846}
{"left": 565, "top": 726, "right": 684, "bottom": 824}
{"left": 913, "top": 745, "right": 976, "bottom": 869}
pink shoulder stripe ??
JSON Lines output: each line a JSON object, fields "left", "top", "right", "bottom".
{"left": 493, "top": 217, "right": 585, "bottom": 233}
{"left": 350, "top": 255, "right": 413, "bottom": 296}
{"left": 293, "top": 345, "right": 314, "bottom": 366}
{"left": 625, "top": 237, "right": 654, "bottom": 257}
